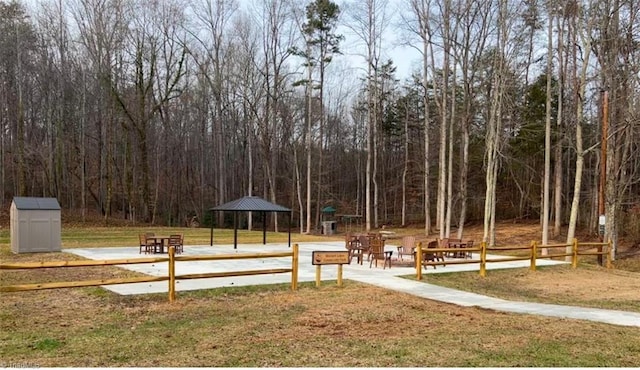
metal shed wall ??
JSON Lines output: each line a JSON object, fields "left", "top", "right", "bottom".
{"left": 10, "top": 197, "right": 62, "bottom": 254}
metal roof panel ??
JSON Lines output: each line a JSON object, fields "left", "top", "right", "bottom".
{"left": 210, "top": 196, "right": 291, "bottom": 212}
{"left": 13, "top": 197, "right": 61, "bottom": 210}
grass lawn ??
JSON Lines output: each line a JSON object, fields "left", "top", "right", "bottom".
{"left": 0, "top": 225, "right": 337, "bottom": 250}
{"left": 2, "top": 280, "right": 640, "bottom": 367}
{"left": 1, "top": 224, "right": 640, "bottom": 367}
{"left": 416, "top": 264, "right": 640, "bottom": 312}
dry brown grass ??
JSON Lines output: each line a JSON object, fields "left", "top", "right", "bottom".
{"left": 422, "top": 263, "right": 640, "bottom": 312}
{"left": 2, "top": 222, "right": 640, "bottom": 367}
{"left": 2, "top": 281, "right": 640, "bottom": 367}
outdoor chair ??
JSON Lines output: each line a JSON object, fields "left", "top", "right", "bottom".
{"left": 463, "top": 240, "right": 474, "bottom": 259}
{"left": 168, "top": 234, "right": 184, "bottom": 254}
{"left": 358, "top": 235, "right": 372, "bottom": 262}
{"left": 446, "top": 238, "right": 466, "bottom": 258}
{"left": 438, "top": 238, "right": 454, "bottom": 257}
{"left": 421, "top": 240, "right": 444, "bottom": 269}
{"left": 369, "top": 236, "right": 391, "bottom": 269}
{"left": 345, "top": 233, "right": 363, "bottom": 264}
{"left": 139, "top": 233, "right": 157, "bottom": 254}
{"left": 429, "top": 239, "right": 446, "bottom": 264}
{"left": 139, "top": 233, "right": 150, "bottom": 254}
{"left": 397, "top": 235, "right": 416, "bottom": 262}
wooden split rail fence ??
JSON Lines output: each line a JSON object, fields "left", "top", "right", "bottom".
{"left": 0, "top": 244, "right": 300, "bottom": 302}
{"left": 415, "top": 239, "right": 612, "bottom": 280}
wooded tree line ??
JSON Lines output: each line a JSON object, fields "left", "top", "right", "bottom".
{"left": 1, "top": 0, "right": 638, "bottom": 253}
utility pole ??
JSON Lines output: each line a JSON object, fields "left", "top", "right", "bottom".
{"left": 598, "top": 90, "right": 608, "bottom": 266}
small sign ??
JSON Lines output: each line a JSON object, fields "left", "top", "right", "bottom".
{"left": 312, "top": 251, "right": 350, "bottom": 265}
{"left": 599, "top": 215, "right": 606, "bottom": 235}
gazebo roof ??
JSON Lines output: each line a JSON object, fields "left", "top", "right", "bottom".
{"left": 321, "top": 206, "right": 336, "bottom": 213}
{"left": 209, "top": 196, "right": 291, "bottom": 212}
{"left": 208, "top": 196, "right": 292, "bottom": 249}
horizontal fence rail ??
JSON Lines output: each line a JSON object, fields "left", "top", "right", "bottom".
{"left": 416, "top": 239, "right": 612, "bottom": 280}
{"left": 1, "top": 244, "right": 300, "bottom": 302}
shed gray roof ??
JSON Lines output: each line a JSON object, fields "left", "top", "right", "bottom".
{"left": 12, "top": 197, "right": 61, "bottom": 210}
{"left": 210, "top": 196, "right": 291, "bottom": 212}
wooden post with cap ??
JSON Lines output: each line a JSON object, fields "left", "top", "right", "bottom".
{"left": 168, "top": 246, "right": 176, "bottom": 303}
{"left": 416, "top": 242, "right": 423, "bottom": 280}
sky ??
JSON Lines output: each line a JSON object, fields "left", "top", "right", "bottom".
{"left": 337, "top": 0, "right": 423, "bottom": 81}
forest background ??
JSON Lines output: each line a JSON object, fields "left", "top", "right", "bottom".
{"left": 1, "top": 0, "right": 639, "bottom": 256}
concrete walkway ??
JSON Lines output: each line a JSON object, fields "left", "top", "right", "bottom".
{"left": 66, "top": 241, "right": 640, "bottom": 328}
{"left": 350, "top": 274, "right": 640, "bottom": 328}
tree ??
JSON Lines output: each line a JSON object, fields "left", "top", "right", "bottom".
{"left": 590, "top": 0, "right": 640, "bottom": 259}
{"left": 454, "top": 0, "right": 493, "bottom": 239}
{"left": 565, "top": 0, "right": 596, "bottom": 246}
{"left": 404, "top": 0, "right": 434, "bottom": 235}
{"left": 190, "top": 0, "right": 238, "bottom": 225}
{"left": 542, "top": 1, "right": 553, "bottom": 248}
{"left": 345, "top": 0, "right": 390, "bottom": 231}
{"left": 256, "top": 0, "right": 296, "bottom": 231}
{"left": 292, "top": 0, "right": 343, "bottom": 233}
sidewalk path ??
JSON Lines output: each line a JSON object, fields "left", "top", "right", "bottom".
{"left": 349, "top": 273, "right": 640, "bottom": 328}
{"left": 66, "top": 241, "right": 640, "bottom": 328}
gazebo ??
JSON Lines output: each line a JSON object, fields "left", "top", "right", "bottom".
{"left": 208, "top": 196, "right": 292, "bottom": 249}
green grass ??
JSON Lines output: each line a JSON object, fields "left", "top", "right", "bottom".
{"left": 33, "top": 338, "right": 62, "bottom": 351}
{"left": 0, "top": 226, "right": 338, "bottom": 252}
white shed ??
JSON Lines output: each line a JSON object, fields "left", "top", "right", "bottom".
{"left": 10, "top": 197, "right": 62, "bottom": 254}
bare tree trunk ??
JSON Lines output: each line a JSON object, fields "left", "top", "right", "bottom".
{"left": 15, "top": 20, "right": 26, "bottom": 196}
{"left": 81, "top": 67, "right": 87, "bottom": 221}
{"left": 542, "top": 6, "right": 553, "bottom": 250}
{"left": 294, "top": 148, "right": 304, "bottom": 233}
{"left": 345, "top": 0, "right": 388, "bottom": 232}
{"left": 554, "top": 7, "right": 565, "bottom": 239}
{"left": 483, "top": 0, "right": 508, "bottom": 246}
{"left": 436, "top": 0, "right": 450, "bottom": 237}
{"left": 566, "top": 3, "right": 594, "bottom": 244}
{"left": 408, "top": 0, "right": 433, "bottom": 235}
{"left": 423, "top": 50, "right": 431, "bottom": 236}
{"left": 373, "top": 80, "right": 379, "bottom": 229}
{"left": 305, "top": 43, "right": 313, "bottom": 233}
{"left": 402, "top": 99, "right": 409, "bottom": 226}
{"left": 445, "top": 59, "right": 456, "bottom": 237}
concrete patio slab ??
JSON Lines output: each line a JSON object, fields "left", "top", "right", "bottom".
{"left": 66, "top": 241, "right": 564, "bottom": 295}
{"left": 64, "top": 241, "right": 640, "bottom": 327}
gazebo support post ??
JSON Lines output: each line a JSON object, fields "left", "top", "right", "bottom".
{"left": 209, "top": 210, "right": 214, "bottom": 246}
{"left": 263, "top": 212, "right": 267, "bottom": 245}
{"left": 288, "top": 211, "right": 292, "bottom": 248}
{"left": 234, "top": 212, "right": 238, "bottom": 249}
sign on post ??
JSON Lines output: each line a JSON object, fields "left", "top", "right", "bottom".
{"left": 598, "top": 215, "right": 606, "bottom": 235}
{"left": 312, "top": 251, "right": 350, "bottom": 287}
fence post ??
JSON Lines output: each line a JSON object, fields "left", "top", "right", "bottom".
{"left": 480, "top": 241, "right": 486, "bottom": 277}
{"left": 291, "top": 244, "right": 299, "bottom": 290}
{"left": 416, "top": 242, "right": 423, "bottom": 280}
{"left": 572, "top": 238, "right": 578, "bottom": 268}
{"left": 530, "top": 241, "right": 537, "bottom": 271}
{"left": 168, "top": 246, "right": 176, "bottom": 303}
{"left": 315, "top": 265, "right": 321, "bottom": 287}
{"left": 606, "top": 239, "right": 612, "bottom": 269}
